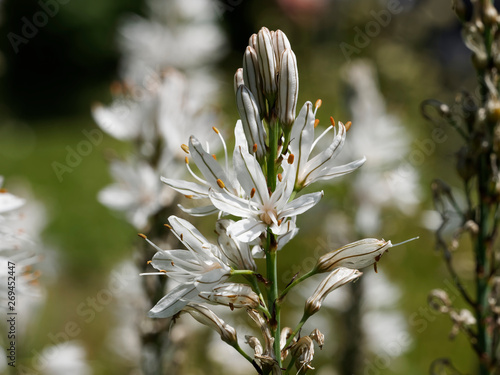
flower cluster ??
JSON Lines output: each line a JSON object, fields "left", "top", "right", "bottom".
{"left": 142, "top": 28, "right": 401, "bottom": 374}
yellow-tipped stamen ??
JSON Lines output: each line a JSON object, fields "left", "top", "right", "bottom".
{"left": 277, "top": 173, "right": 283, "bottom": 182}
{"left": 184, "top": 195, "right": 193, "bottom": 199}
{"left": 314, "top": 119, "right": 320, "bottom": 128}
{"left": 329, "top": 116, "right": 335, "bottom": 127}
{"left": 160, "top": 269, "right": 167, "bottom": 273}
{"left": 217, "top": 179, "right": 226, "bottom": 189}
{"left": 250, "top": 188, "right": 256, "bottom": 198}
{"left": 277, "top": 219, "right": 282, "bottom": 226}
{"left": 180, "top": 234, "right": 184, "bottom": 241}
{"left": 288, "top": 154, "right": 295, "bottom": 164}
{"left": 373, "top": 262, "right": 378, "bottom": 273}
{"left": 185, "top": 156, "right": 189, "bottom": 164}
{"left": 147, "top": 260, "right": 152, "bottom": 265}
{"left": 212, "top": 154, "right": 217, "bottom": 160}
{"left": 181, "top": 144, "right": 190, "bottom": 154}
{"left": 253, "top": 143, "right": 258, "bottom": 153}
{"left": 171, "top": 261, "right": 175, "bottom": 266}
{"left": 212, "top": 126, "right": 220, "bottom": 134}
{"left": 315, "top": 99, "right": 322, "bottom": 109}
{"left": 164, "top": 224, "right": 172, "bottom": 229}
{"left": 345, "top": 121, "right": 352, "bottom": 131}
{"left": 138, "top": 233, "right": 147, "bottom": 239}
{"left": 0, "top": 188, "right": 7, "bottom": 193}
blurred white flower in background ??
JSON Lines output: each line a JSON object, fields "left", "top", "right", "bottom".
{"left": 39, "top": 341, "right": 92, "bottom": 375}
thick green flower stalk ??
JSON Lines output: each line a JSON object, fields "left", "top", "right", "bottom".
{"left": 423, "top": 1, "right": 500, "bottom": 374}
{"left": 142, "top": 27, "right": 408, "bottom": 374}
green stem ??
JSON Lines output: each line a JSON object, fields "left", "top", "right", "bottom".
{"left": 232, "top": 342, "right": 255, "bottom": 364}
{"left": 247, "top": 275, "right": 268, "bottom": 311}
{"left": 266, "top": 235, "right": 281, "bottom": 366}
{"left": 279, "top": 269, "right": 317, "bottom": 301}
{"left": 231, "top": 269, "right": 258, "bottom": 276}
{"left": 285, "top": 314, "right": 308, "bottom": 349}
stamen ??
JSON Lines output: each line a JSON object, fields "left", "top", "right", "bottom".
{"left": 164, "top": 224, "right": 172, "bottom": 229}
{"left": 171, "top": 261, "right": 175, "bottom": 266}
{"left": 314, "top": 119, "right": 320, "bottom": 128}
{"left": 185, "top": 156, "right": 189, "bottom": 164}
{"left": 311, "top": 124, "right": 335, "bottom": 152}
{"left": 315, "top": 99, "right": 322, "bottom": 110}
{"left": 253, "top": 143, "right": 258, "bottom": 153}
{"left": 212, "top": 154, "right": 217, "bottom": 160}
{"left": 138, "top": 233, "right": 147, "bottom": 239}
{"left": 0, "top": 188, "right": 7, "bottom": 193}
{"left": 215, "top": 127, "right": 229, "bottom": 174}
{"left": 277, "top": 219, "right": 282, "bottom": 226}
{"left": 184, "top": 195, "right": 193, "bottom": 199}
{"left": 251, "top": 188, "right": 256, "bottom": 198}
{"left": 373, "top": 262, "right": 378, "bottom": 273}
{"left": 186, "top": 161, "right": 208, "bottom": 185}
{"left": 287, "top": 154, "right": 295, "bottom": 164}
{"left": 329, "top": 116, "right": 335, "bottom": 126}
{"left": 181, "top": 144, "right": 189, "bottom": 154}
{"left": 160, "top": 269, "right": 167, "bottom": 273}
{"left": 345, "top": 121, "right": 352, "bottom": 131}
{"left": 180, "top": 234, "right": 184, "bottom": 241}
{"left": 147, "top": 260, "right": 152, "bottom": 265}
{"left": 277, "top": 173, "right": 283, "bottom": 182}
{"left": 217, "top": 179, "right": 226, "bottom": 189}
{"left": 212, "top": 126, "right": 220, "bottom": 134}
{"left": 392, "top": 236, "right": 419, "bottom": 247}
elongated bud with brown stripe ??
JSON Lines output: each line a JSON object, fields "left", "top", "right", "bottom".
{"left": 234, "top": 68, "right": 244, "bottom": 94}
{"left": 278, "top": 48, "right": 299, "bottom": 127}
{"left": 256, "top": 27, "right": 277, "bottom": 98}
{"left": 243, "top": 46, "right": 266, "bottom": 118}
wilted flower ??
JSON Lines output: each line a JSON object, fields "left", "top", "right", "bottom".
{"left": 199, "top": 283, "right": 260, "bottom": 309}
{"left": 305, "top": 267, "right": 362, "bottom": 316}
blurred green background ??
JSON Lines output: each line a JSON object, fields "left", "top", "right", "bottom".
{"left": 0, "top": 0, "right": 480, "bottom": 374}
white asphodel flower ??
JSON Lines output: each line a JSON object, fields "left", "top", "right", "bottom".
{"left": 199, "top": 283, "right": 260, "bottom": 309}
{"left": 289, "top": 101, "right": 366, "bottom": 190}
{"left": 142, "top": 215, "right": 254, "bottom": 318}
{"left": 209, "top": 144, "right": 324, "bottom": 242}
{"left": 161, "top": 121, "right": 249, "bottom": 217}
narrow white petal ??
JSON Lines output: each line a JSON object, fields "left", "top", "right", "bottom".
{"left": 168, "top": 215, "right": 210, "bottom": 255}
{"left": 227, "top": 218, "right": 266, "bottom": 243}
{"left": 208, "top": 189, "right": 256, "bottom": 218}
{"left": 305, "top": 157, "right": 366, "bottom": 186}
{"left": 290, "top": 101, "right": 315, "bottom": 182}
{"left": 233, "top": 146, "right": 268, "bottom": 203}
{"left": 280, "top": 191, "right": 323, "bottom": 217}
{"left": 148, "top": 284, "right": 198, "bottom": 318}
{"left": 178, "top": 204, "right": 219, "bottom": 216}
{"left": 161, "top": 177, "right": 209, "bottom": 198}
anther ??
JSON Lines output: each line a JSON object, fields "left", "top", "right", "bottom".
{"left": 171, "top": 261, "right": 175, "bottom": 266}
{"left": 180, "top": 234, "right": 184, "bottom": 241}
{"left": 250, "top": 188, "right": 256, "bottom": 198}
{"left": 160, "top": 269, "right": 167, "bottom": 273}
{"left": 287, "top": 154, "right": 295, "bottom": 164}
{"left": 212, "top": 154, "right": 217, "bottom": 160}
{"left": 345, "top": 121, "right": 352, "bottom": 131}
{"left": 138, "top": 233, "right": 147, "bottom": 239}
{"left": 212, "top": 126, "right": 220, "bottom": 134}
{"left": 314, "top": 119, "right": 320, "bottom": 128}
{"left": 164, "top": 224, "right": 172, "bottom": 229}
{"left": 181, "top": 144, "right": 189, "bottom": 154}
{"left": 184, "top": 195, "right": 193, "bottom": 199}
{"left": 277, "top": 219, "right": 282, "bottom": 226}
{"left": 217, "top": 179, "right": 226, "bottom": 189}
{"left": 147, "top": 260, "right": 152, "bottom": 265}
{"left": 253, "top": 143, "right": 258, "bottom": 153}
{"left": 277, "top": 173, "right": 283, "bottom": 182}
{"left": 329, "top": 116, "right": 335, "bottom": 127}
{"left": 315, "top": 99, "right": 322, "bottom": 109}
{"left": 185, "top": 156, "right": 189, "bottom": 164}
{"left": 373, "top": 262, "right": 378, "bottom": 273}
{"left": 0, "top": 188, "right": 7, "bottom": 193}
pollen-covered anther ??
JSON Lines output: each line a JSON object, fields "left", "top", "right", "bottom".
{"left": 185, "top": 156, "right": 189, "bottom": 164}
{"left": 217, "top": 179, "right": 226, "bottom": 189}
{"left": 288, "top": 154, "right": 295, "bottom": 164}
{"left": 250, "top": 188, "right": 256, "bottom": 198}
{"left": 345, "top": 121, "right": 352, "bottom": 131}
{"left": 277, "top": 219, "right": 282, "bottom": 226}
{"left": 160, "top": 269, "right": 167, "bottom": 273}
{"left": 184, "top": 195, "right": 193, "bottom": 199}
{"left": 277, "top": 173, "right": 283, "bottom": 182}
{"left": 315, "top": 99, "right": 322, "bottom": 109}
{"left": 171, "top": 261, "right": 175, "bottom": 266}
{"left": 212, "top": 154, "right": 217, "bottom": 160}
{"left": 147, "top": 260, "right": 152, "bottom": 265}
{"left": 181, "top": 144, "right": 190, "bottom": 154}
{"left": 212, "top": 126, "right": 220, "bottom": 134}
{"left": 0, "top": 188, "right": 7, "bottom": 193}
{"left": 138, "top": 233, "right": 147, "bottom": 239}
{"left": 329, "top": 116, "right": 335, "bottom": 127}
{"left": 180, "top": 234, "right": 184, "bottom": 241}
{"left": 164, "top": 224, "right": 172, "bottom": 229}
{"left": 253, "top": 143, "right": 258, "bottom": 153}
{"left": 314, "top": 119, "right": 320, "bottom": 128}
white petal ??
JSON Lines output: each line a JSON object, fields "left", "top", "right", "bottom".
{"left": 208, "top": 189, "right": 256, "bottom": 218}
{"left": 178, "top": 204, "right": 219, "bottom": 216}
{"left": 234, "top": 120, "right": 249, "bottom": 153}
{"left": 168, "top": 215, "right": 210, "bottom": 255}
{"left": 290, "top": 101, "right": 315, "bottom": 179}
{"left": 227, "top": 218, "right": 266, "bottom": 243}
{"left": 216, "top": 219, "right": 256, "bottom": 270}
{"left": 148, "top": 283, "right": 198, "bottom": 318}
{"left": 280, "top": 191, "right": 323, "bottom": 218}
{"left": 233, "top": 146, "right": 268, "bottom": 203}
{"left": 305, "top": 157, "right": 366, "bottom": 186}
{"left": 161, "top": 176, "right": 209, "bottom": 198}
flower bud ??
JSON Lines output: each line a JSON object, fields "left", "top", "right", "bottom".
{"left": 451, "top": 0, "right": 468, "bottom": 22}
{"left": 183, "top": 303, "right": 237, "bottom": 345}
{"left": 257, "top": 27, "right": 277, "bottom": 98}
{"left": 243, "top": 46, "right": 266, "bottom": 117}
{"left": 278, "top": 49, "right": 299, "bottom": 127}
{"left": 305, "top": 267, "right": 362, "bottom": 316}
{"left": 315, "top": 238, "right": 392, "bottom": 273}
{"left": 236, "top": 85, "right": 267, "bottom": 160}
{"left": 273, "top": 29, "right": 291, "bottom": 65}
{"left": 309, "top": 329, "right": 324, "bottom": 349}
{"left": 249, "top": 33, "right": 258, "bottom": 51}
{"left": 199, "top": 283, "right": 260, "bottom": 309}
{"left": 234, "top": 68, "right": 244, "bottom": 94}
